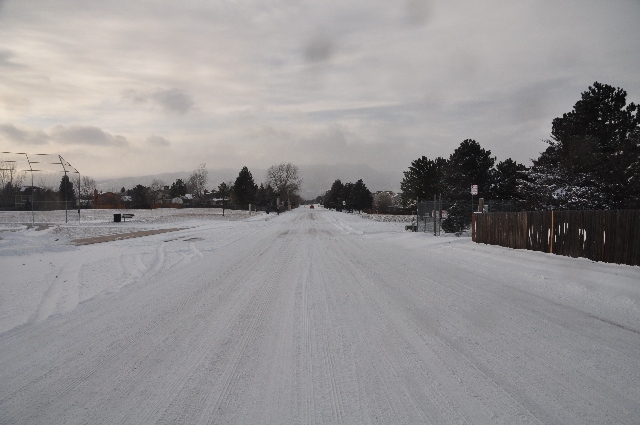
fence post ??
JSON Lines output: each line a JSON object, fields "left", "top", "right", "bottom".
{"left": 472, "top": 213, "right": 476, "bottom": 242}
{"left": 550, "top": 210, "right": 554, "bottom": 254}
{"left": 433, "top": 195, "right": 437, "bottom": 236}
{"left": 438, "top": 194, "right": 442, "bottom": 236}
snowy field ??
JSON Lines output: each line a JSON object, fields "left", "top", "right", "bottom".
{"left": 1, "top": 207, "right": 639, "bottom": 424}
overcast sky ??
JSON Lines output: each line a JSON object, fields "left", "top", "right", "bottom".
{"left": 1, "top": 0, "right": 639, "bottom": 184}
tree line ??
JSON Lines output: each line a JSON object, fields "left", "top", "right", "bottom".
{"left": 5, "top": 82, "right": 637, "bottom": 221}
{"left": 321, "top": 179, "right": 374, "bottom": 212}
{"left": 121, "top": 162, "right": 303, "bottom": 210}
{"left": 0, "top": 161, "right": 303, "bottom": 211}
{"left": 0, "top": 164, "right": 84, "bottom": 210}
{"left": 400, "top": 82, "right": 640, "bottom": 231}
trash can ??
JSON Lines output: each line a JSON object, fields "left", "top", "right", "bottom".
{"left": 114, "top": 213, "right": 121, "bottom": 222}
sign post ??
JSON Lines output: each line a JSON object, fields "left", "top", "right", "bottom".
{"left": 471, "top": 184, "right": 478, "bottom": 214}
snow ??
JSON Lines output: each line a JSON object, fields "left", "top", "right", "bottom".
{"left": 1, "top": 206, "right": 639, "bottom": 424}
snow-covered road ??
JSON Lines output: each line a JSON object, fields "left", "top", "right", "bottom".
{"left": 1, "top": 208, "right": 639, "bottom": 424}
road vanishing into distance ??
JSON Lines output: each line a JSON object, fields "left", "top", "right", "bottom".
{"left": 1, "top": 208, "right": 639, "bottom": 424}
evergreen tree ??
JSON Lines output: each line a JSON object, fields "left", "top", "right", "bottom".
{"left": 351, "top": 179, "right": 373, "bottom": 212}
{"left": 528, "top": 82, "right": 640, "bottom": 209}
{"left": 232, "top": 166, "right": 257, "bottom": 206}
{"left": 441, "top": 201, "right": 470, "bottom": 234}
{"left": 323, "top": 180, "right": 344, "bottom": 210}
{"left": 256, "top": 183, "right": 276, "bottom": 207}
{"left": 438, "top": 140, "right": 495, "bottom": 232}
{"left": 58, "top": 175, "right": 76, "bottom": 206}
{"left": 1, "top": 182, "right": 17, "bottom": 208}
{"left": 217, "top": 182, "right": 231, "bottom": 216}
{"left": 400, "top": 156, "right": 447, "bottom": 206}
{"left": 490, "top": 159, "right": 529, "bottom": 209}
{"left": 626, "top": 132, "right": 640, "bottom": 208}
{"left": 130, "top": 184, "right": 150, "bottom": 208}
{"left": 170, "top": 179, "right": 188, "bottom": 197}
{"left": 341, "top": 182, "right": 355, "bottom": 211}
{"left": 444, "top": 139, "right": 495, "bottom": 200}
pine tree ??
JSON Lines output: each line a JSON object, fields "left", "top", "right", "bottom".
{"left": 528, "top": 82, "right": 640, "bottom": 209}
{"left": 323, "top": 180, "right": 343, "bottom": 210}
{"left": 217, "top": 182, "right": 230, "bottom": 216}
{"left": 444, "top": 139, "right": 495, "bottom": 200}
{"left": 400, "top": 156, "right": 447, "bottom": 206}
{"left": 351, "top": 179, "right": 373, "bottom": 212}
{"left": 170, "top": 179, "right": 188, "bottom": 197}
{"left": 490, "top": 159, "right": 529, "bottom": 210}
{"left": 58, "top": 175, "right": 76, "bottom": 206}
{"left": 130, "top": 184, "right": 150, "bottom": 209}
{"left": 232, "top": 166, "right": 257, "bottom": 206}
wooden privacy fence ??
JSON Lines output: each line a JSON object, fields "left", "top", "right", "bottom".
{"left": 472, "top": 210, "right": 640, "bottom": 266}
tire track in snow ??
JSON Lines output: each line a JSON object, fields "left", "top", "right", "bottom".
{"left": 142, "top": 243, "right": 280, "bottom": 424}
{"left": 334, "top": 231, "right": 540, "bottom": 424}
{"left": 150, "top": 221, "right": 299, "bottom": 424}
{"left": 312, "top": 232, "right": 433, "bottom": 424}
{"left": 207, "top": 238, "right": 299, "bottom": 421}
{"left": 0, "top": 221, "right": 276, "bottom": 424}
{"left": 83, "top": 225, "right": 279, "bottom": 423}
{"left": 28, "top": 261, "right": 79, "bottom": 324}
{"left": 333, "top": 218, "right": 639, "bottom": 424}
{"left": 300, "top": 249, "right": 315, "bottom": 424}
{"left": 3, "top": 209, "right": 640, "bottom": 424}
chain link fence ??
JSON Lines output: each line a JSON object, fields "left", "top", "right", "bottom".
{"left": 413, "top": 198, "right": 516, "bottom": 235}
{"left": 415, "top": 200, "right": 446, "bottom": 235}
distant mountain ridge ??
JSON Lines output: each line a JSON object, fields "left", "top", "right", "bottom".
{"left": 299, "top": 164, "right": 400, "bottom": 199}
{"left": 95, "top": 163, "right": 401, "bottom": 199}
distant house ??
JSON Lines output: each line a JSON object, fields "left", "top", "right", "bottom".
{"left": 182, "top": 194, "right": 194, "bottom": 206}
{"left": 202, "top": 192, "right": 224, "bottom": 207}
{"left": 93, "top": 190, "right": 125, "bottom": 209}
{"left": 151, "top": 196, "right": 184, "bottom": 209}
{"left": 15, "top": 186, "right": 38, "bottom": 208}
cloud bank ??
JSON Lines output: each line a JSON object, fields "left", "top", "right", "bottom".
{"left": 0, "top": 0, "right": 638, "bottom": 189}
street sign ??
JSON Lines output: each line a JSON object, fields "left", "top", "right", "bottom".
{"left": 471, "top": 185, "right": 478, "bottom": 195}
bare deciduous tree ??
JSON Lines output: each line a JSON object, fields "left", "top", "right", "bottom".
{"left": 0, "top": 160, "right": 26, "bottom": 207}
{"left": 373, "top": 192, "right": 393, "bottom": 210}
{"left": 149, "top": 178, "right": 165, "bottom": 202}
{"left": 0, "top": 160, "right": 26, "bottom": 188}
{"left": 266, "top": 163, "right": 301, "bottom": 202}
{"left": 79, "top": 175, "right": 96, "bottom": 200}
{"left": 187, "top": 163, "right": 208, "bottom": 200}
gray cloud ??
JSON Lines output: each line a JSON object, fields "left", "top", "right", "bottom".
{"left": 304, "top": 36, "right": 334, "bottom": 64}
{"left": 404, "top": 0, "right": 432, "bottom": 26}
{"left": 0, "top": 49, "right": 20, "bottom": 67}
{"left": 124, "top": 88, "right": 195, "bottom": 115}
{"left": 0, "top": 124, "right": 49, "bottom": 145}
{"left": 50, "top": 125, "right": 129, "bottom": 147}
{"left": 146, "top": 135, "right": 171, "bottom": 147}
{"left": 0, "top": 0, "right": 638, "bottom": 182}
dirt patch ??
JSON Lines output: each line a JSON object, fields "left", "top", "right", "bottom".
{"left": 72, "top": 228, "right": 187, "bottom": 245}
